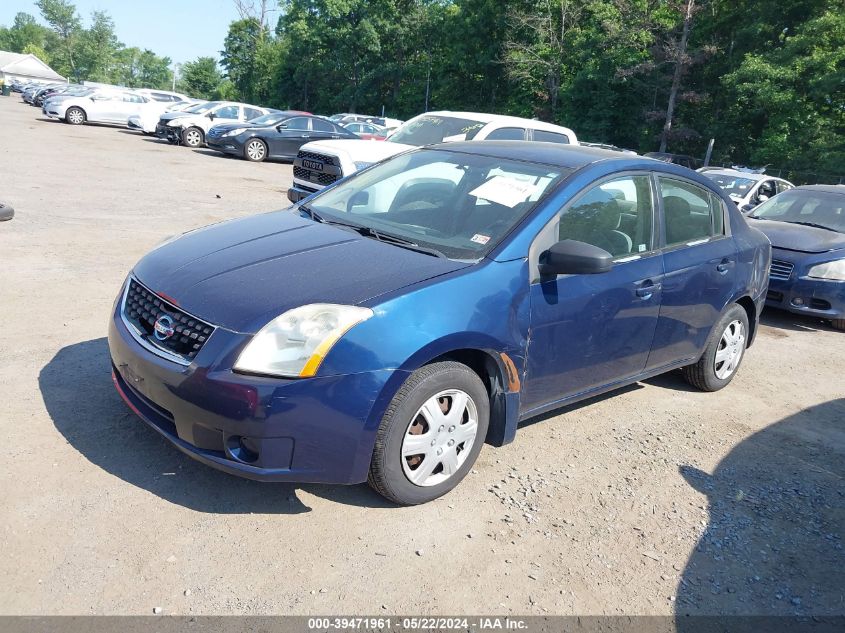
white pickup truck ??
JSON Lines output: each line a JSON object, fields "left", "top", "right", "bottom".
{"left": 287, "top": 111, "right": 578, "bottom": 203}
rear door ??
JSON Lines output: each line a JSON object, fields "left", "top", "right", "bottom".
{"left": 646, "top": 175, "right": 736, "bottom": 369}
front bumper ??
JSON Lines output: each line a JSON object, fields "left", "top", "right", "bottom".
{"left": 108, "top": 296, "right": 398, "bottom": 484}
{"left": 155, "top": 124, "right": 181, "bottom": 142}
{"left": 206, "top": 138, "right": 240, "bottom": 155}
{"left": 287, "top": 184, "right": 320, "bottom": 204}
{"left": 766, "top": 254, "right": 845, "bottom": 320}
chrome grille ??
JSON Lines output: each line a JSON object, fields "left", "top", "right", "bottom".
{"left": 769, "top": 259, "right": 794, "bottom": 281}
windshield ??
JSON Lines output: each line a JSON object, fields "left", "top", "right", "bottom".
{"left": 250, "top": 113, "right": 288, "bottom": 126}
{"left": 704, "top": 173, "right": 757, "bottom": 197}
{"left": 305, "top": 148, "right": 568, "bottom": 260}
{"left": 388, "top": 115, "right": 487, "bottom": 146}
{"left": 186, "top": 101, "right": 219, "bottom": 114}
{"left": 751, "top": 190, "right": 845, "bottom": 233}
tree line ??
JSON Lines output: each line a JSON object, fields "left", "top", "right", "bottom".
{"left": 2, "top": 0, "right": 843, "bottom": 179}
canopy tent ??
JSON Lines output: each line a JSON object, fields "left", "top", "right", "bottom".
{"left": 0, "top": 51, "right": 66, "bottom": 84}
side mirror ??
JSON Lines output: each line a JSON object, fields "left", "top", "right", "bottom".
{"left": 276, "top": 123, "right": 288, "bottom": 131}
{"left": 347, "top": 191, "right": 369, "bottom": 212}
{"left": 207, "top": 112, "right": 215, "bottom": 120}
{"left": 539, "top": 239, "right": 613, "bottom": 276}
{"left": 740, "top": 204, "right": 754, "bottom": 214}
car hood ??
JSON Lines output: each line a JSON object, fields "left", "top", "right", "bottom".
{"left": 303, "top": 139, "right": 413, "bottom": 163}
{"left": 159, "top": 111, "right": 193, "bottom": 123}
{"left": 132, "top": 210, "right": 469, "bottom": 333}
{"left": 748, "top": 218, "right": 845, "bottom": 253}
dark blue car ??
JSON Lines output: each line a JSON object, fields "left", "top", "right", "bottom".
{"left": 746, "top": 185, "right": 845, "bottom": 331}
{"left": 108, "top": 142, "right": 770, "bottom": 504}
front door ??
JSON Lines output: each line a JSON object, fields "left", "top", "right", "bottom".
{"left": 646, "top": 175, "right": 737, "bottom": 369}
{"left": 270, "top": 116, "right": 312, "bottom": 157}
{"left": 522, "top": 174, "right": 664, "bottom": 414}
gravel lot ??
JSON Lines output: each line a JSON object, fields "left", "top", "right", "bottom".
{"left": 1, "top": 95, "right": 843, "bottom": 617}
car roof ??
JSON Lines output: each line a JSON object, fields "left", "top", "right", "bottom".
{"left": 426, "top": 140, "right": 647, "bottom": 169}
{"left": 793, "top": 184, "right": 845, "bottom": 195}
{"left": 701, "top": 168, "right": 768, "bottom": 181}
{"left": 420, "top": 110, "right": 575, "bottom": 135}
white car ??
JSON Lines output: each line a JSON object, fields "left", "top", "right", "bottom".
{"left": 134, "top": 89, "right": 190, "bottom": 103}
{"left": 127, "top": 100, "right": 203, "bottom": 135}
{"left": 698, "top": 167, "right": 795, "bottom": 213}
{"left": 44, "top": 88, "right": 152, "bottom": 126}
{"left": 156, "top": 100, "right": 270, "bottom": 148}
{"left": 288, "top": 111, "right": 579, "bottom": 202}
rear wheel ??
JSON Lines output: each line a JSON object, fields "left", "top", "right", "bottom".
{"left": 65, "top": 107, "right": 85, "bottom": 125}
{"left": 682, "top": 304, "right": 749, "bottom": 391}
{"left": 368, "top": 361, "right": 489, "bottom": 505}
{"left": 182, "top": 126, "right": 204, "bottom": 148}
{"left": 244, "top": 138, "right": 267, "bottom": 162}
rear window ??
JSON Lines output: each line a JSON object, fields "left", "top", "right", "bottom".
{"left": 389, "top": 115, "right": 486, "bottom": 146}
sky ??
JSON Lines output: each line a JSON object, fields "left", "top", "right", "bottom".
{"left": 1, "top": 0, "right": 248, "bottom": 65}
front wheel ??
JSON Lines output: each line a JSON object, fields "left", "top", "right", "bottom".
{"left": 244, "top": 138, "right": 267, "bottom": 162}
{"left": 65, "top": 107, "right": 85, "bottom": 125}
{"left": 682, "top": 304, "right": 749, "bottom": 391}
{"left": 182, "top": 126, "right": 204, "bottom": 148}
{"left": 368, "top": 361, "right": 489, "bottom": 505}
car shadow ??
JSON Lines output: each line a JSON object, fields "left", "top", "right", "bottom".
{"left": 760, "top": 308, "right": 836, "bottom": 333}
{"left": 39, "top": 338, "right": 397, "bottom": 513}
{"left": 675, "top": 399, "right": 845, "bottom": 623}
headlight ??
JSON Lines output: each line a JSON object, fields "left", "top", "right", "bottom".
{"left": 234, "top": 304, "right": 373, "bottom": 378}
{"left": 807, "top": 259, "right": 845, "bottom": 281}
{"left": 221, "top": 128, "right": 247, "bottom": 137}
{"left": 353, "top": 161, "right": 374, "bottom": 171}
{"left": 166, "top": 120, "right": 183, "bottom": 127}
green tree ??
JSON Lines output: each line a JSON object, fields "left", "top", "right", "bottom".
{"left": 77, "top": 10, "right": 120, "bottom": 82}
{"left": 113, "top": 47, "right": 173, "bottom": 88}
{"left": 0, "top": 12, "right": 53, "bottom": 53}
{"left": 178, "top": 56, "right": 224, "bottom": 99}
{"left": 36, "top": 0, "right": 82, "bottom": 80}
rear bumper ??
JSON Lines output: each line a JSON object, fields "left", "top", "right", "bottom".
{"left": 108, "top": 298, "right": 398, "bottom": 484}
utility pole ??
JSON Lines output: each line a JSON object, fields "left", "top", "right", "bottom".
{"left": 704, "top": 138, "right": 715, "bottom": 167}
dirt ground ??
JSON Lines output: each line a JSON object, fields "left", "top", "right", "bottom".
{"left": 1, "top": 95, "right": 843, "bottom": 618}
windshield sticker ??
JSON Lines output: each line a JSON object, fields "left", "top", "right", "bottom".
{"left": 470, "top": 234, "right": 491, "bottom": 245}
{"left": 470, "top": 176, "right": 538, "bottom": 208}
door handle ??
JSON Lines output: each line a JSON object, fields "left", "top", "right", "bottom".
{"left": 636, "top": 281, "right": 661, "bottom": 299}
{"left": 716, "top": 259, "right": 733, "bottom": 274}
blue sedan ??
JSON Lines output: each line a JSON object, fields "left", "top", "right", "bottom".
{"left": 108, "top": 142, "right": 770, "bottom": 504}
{"left": 747, "top": 185, "right": 845, "bottom": 330}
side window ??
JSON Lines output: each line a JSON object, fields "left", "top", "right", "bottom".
{"left": 776, "top": 181, "right": 792, "bottom": 194}
{"left": 215, "top": 105, "right": 240, "bottom": 120}
{"left": 244, "top": 107, "right": 263, "bottom": 121}
{"left": 311, "top": 117, "right": 334, "bottom": 132}
{"left": 486, "top": 127, "right": 526, "bottom": 141}
{"left": 533, "top": 130, "right": 571, "bottom": 144}
{"left": 123, "top": 94, "right": 144, "bottom": 103}
{"left": 345, "top": 123, "right": 362, "bottom": 133}
{"left": 558, "top": 175, "right": 654, "bottom": 258}
{"left": 283, "top": 117, "right": 310, "bottom": 131}
{"left": 758, "top": 180, "right": 776, "bottom": 199}
{"left": 659, "top": 177, "right": 723, "bottom": 247}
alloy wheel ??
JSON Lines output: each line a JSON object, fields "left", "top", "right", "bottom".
{"left": 246, "top": 140, "right": 266, "bottom": 161}
{"left": 67, "top": 109, "right": 83, "bottom": 124}
{"left": 184, "top": 129, "right": 202, "bottom": 147}
{"left": 401, "top": 389, "right": 478, "bottom": 487}
{"left": 714, "top": 319, "right": 745, "bottom": 380}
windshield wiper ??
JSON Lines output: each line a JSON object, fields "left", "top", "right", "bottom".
{"left": 786, "top": 221, "right": 838, "bottom": 232}
{"left": 299, "top": 206, "right": 446, "bottom": 258}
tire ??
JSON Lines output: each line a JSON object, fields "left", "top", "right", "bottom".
{"left": 182, "top": 126, "right": 204, "bottom": 148}
{"left": 682, "top": 304, "right": 750, "bottom": 392}
{"left": 244, "top": 138, "right": 267, "bottom": 162}
{"left": 65, "top": 107, "right": 85, "bottom": 125}
{"left": 831, "top": 319, "right": 845, "bottom": 332}
{"left": 368, "top": 361, "right": 489, "bottom": 505}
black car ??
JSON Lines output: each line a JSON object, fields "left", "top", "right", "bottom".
{"left": 206, "top": 112, "right": 357, "bottom": 162}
